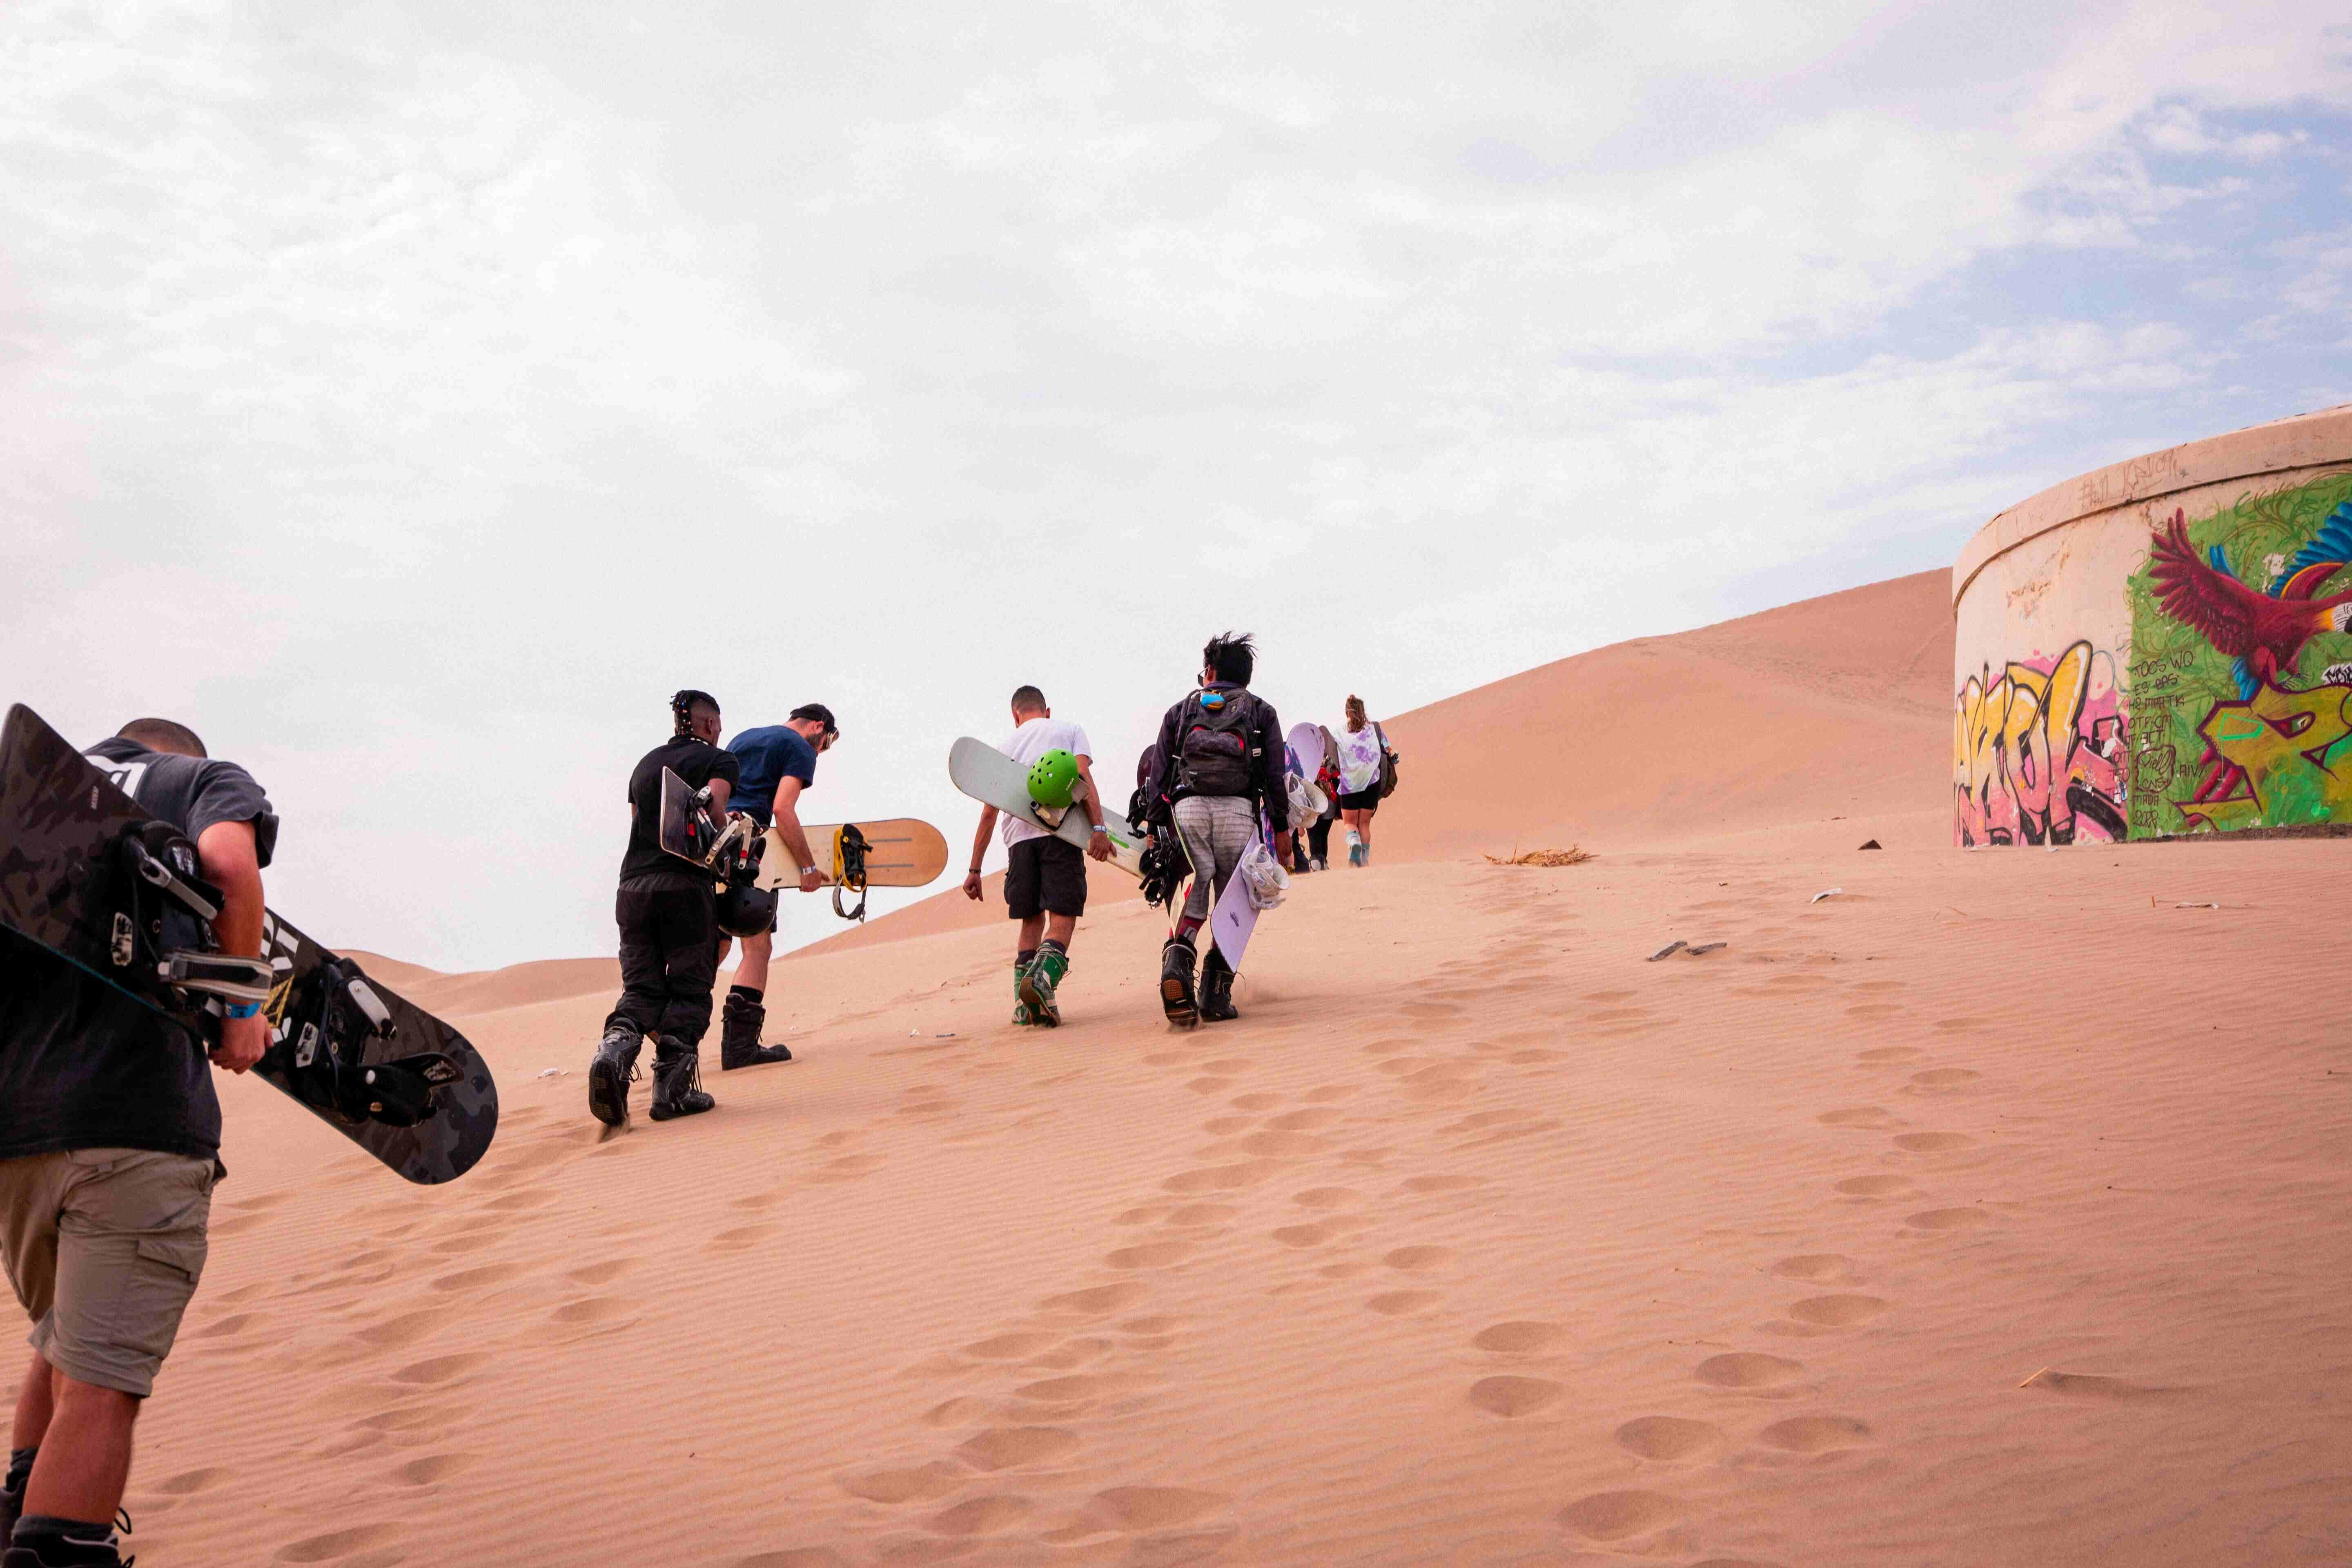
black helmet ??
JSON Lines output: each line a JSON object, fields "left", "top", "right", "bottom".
{"left": 714, "top": 880, "right": 777, "bottom": 938}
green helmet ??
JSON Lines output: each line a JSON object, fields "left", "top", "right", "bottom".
{"left": 1027, "top": 748, "right": 1079, "bottom": 809}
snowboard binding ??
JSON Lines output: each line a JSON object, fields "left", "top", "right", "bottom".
{"left": 278, "top": 955, "right": 462, "bottom": 1128}
{"left": 832, "top": 822, "right": 871, "bottom": 922}
{"left": 111, "top": 821, "right": 275, "bottom": 1012}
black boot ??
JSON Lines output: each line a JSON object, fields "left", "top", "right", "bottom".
{"left": 1199, "top": 948, "right": 1238, "bottom": 1022}
{"left": 3, "top": 1514, "right": 130, "bottom": 1566}
{"left": 588, "top": 1023, "right": 642, "bottom": 1127}
{"left": 648, "top": 1038, "right": 715, "bottom": 1121}
{"left": 1, "top": 1446, "right": 31, "bottom": 1549}
{"left": 1160, "top": 936, "right": 1198, "bottom": 1029}
{"left": 719, "top": 990, "right": 791, "bottom": 1069}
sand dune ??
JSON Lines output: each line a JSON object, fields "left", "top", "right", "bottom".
{"left": 106, "top": 570, "right": 2352, "bottom": 1566}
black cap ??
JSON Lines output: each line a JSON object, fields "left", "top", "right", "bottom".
{"left": 791, "top": 702, "right": 838, "bottom": 737}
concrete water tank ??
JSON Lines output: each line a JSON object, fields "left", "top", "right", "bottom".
{"left": 1952, "top": 405, "right": 2352, "bottom": 845}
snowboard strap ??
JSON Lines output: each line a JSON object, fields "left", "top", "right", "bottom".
{"left": 832, "top": 823, "right": 871, "bottom": 922}
{"left": 277, "top": 956, "right": 457, "bottom": 1128}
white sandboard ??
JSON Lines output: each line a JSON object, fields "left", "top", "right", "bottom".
{"left": 947, "top": 736, "right": 1146, "bottom": 878}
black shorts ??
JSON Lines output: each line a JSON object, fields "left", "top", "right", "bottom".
{"left": 1337, "top": 788, "right": 1382, "bottom": 812}
{"left": 1005, "top": 835, "right": 1087, "bottom": 920}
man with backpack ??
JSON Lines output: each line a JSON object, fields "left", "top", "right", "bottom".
{"left": 1144, "top": 633, "right": 1292, "bottom": 1028}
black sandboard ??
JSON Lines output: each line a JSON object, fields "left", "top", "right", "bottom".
{"left": 0, "top": 704, "right": 497, "bottom": 1185}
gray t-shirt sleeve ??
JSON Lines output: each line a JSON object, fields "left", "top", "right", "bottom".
{"left": 186, "top": 760, "right": 278, "bottom": 869}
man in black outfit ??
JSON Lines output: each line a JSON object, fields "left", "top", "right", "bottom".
{"left": 589, "top": 690, "right": 740, "bottom": 1128}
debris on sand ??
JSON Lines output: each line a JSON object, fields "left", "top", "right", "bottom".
{"left": 1486, "top": 846, "right": 1594, "bottom": 867}
{"left": 1858, "top": 839, "right": 1882, "bottom": 850}
{"left": 1686, "top": 942, "right": 1727, "bottom": 956}
{"left": 1647, "top": 940, "right": 1686, "bottom": 962}
{"left": 1810, "top": 888, "right": 1842, "bottom": 903}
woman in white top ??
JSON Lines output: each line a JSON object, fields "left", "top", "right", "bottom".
{"left": 1333, "top": 694, "right": 1394, "bottom": 867}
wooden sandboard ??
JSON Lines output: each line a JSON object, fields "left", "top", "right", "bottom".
{"left": 754, "top": 818, "right": 947, "bottom": 891}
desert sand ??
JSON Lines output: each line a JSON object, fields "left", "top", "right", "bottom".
{"left": 109, "top": 571, "right": 2352, "bottom": 1566}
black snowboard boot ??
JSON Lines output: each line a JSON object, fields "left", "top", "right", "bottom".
{"left": 3, "top": 1513, "right": 130, "bottom": 1566}
{"left": 1159, "top": 936, "right": 1198, "bottom": 1029}
{"left": 1198, "top": 948, "right": 1238, "bottom": 1023}
{"left": 648, "top": 1038, "right": 715, "bottom": 1121}
{"left": 587, "top": 1023, "right": 642, "bottom": 1127}
{"left": 1, "top": 1446, "right": 31, "bottom": 1548}
{"left": 719, "top": 990, "right": 791, "bottom": 1069}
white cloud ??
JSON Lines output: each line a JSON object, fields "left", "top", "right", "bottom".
{"left": 2, "top": 0, "right": 2348, "bottom": 969}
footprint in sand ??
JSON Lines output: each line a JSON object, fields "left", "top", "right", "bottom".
{"left": 1693, "top": 1352, "right": 1803, "bottom": 1390}
{"left": 1855, "top": 1045, "right": 1923, "bottom": 1061}
{"left": 1106, "top": 1241, "right": 1194, "bottom": 1270}
{"left": 953, "top": 1426, "right": 1080, "bottom": 1472}
{"left": 1012, "top": 1373, "right": 1129, "bottom": 1405}
{"left": 1907, "top": 1069, "right": 1982, "bottom": 1092}
{"left": 567, "top": 1258, "right": 639, "bottom": 1285}
{"left": 1771, "top": 1254, "right": 1859, "bottom": 1284}
{"left": 274, "top": 1522, "right": 402, "bottom": 1561}
{"left": 1835, "top": 1175, "right": 1915, "bottom": 1198}
{"left": 1818, "top": 1107, "right": 1899, "bottom": 1129}
{"left": 550, "top": 1296, "right": 633, "bottom": 1325}
{"left": 1229, "top": 1092, "right": 1282, "bottom": 1110}
{"left": 189, "top": 1312, "right": 264, "bottom": 1341}
{"left": 1787, "top": 1295, "right": 1888, "bottom": 1326}
{"left": 1301, "top": 1085, "right": 1359, "bottom": 1102}
{"left": 839, "top": 1462, "right": 965, "bottom": 1502}
{"left": 392, "top": 1352, "right": 488, "bottom": 1386}
{"left": 1757, "top": 1414, "right": 1874, "bottom": 1452}
{"left": 155, "top": 1467, "right": 231, "bottom": 1495}
{"left": 1162, "top": 1204, "right": 1236, "bottom": 1228}
{"left": 1382, "top": 1245, "right": 1454, "bottom": 1274}
{"left": 1161, "top": 1162, "right": 1282, "bottom": 1194}
{"left": 1557, "top": 1490, "right": 1685, "bottom": 1543}
{"left": 1468, "top": 1376, "right": 1564, "bottom": 1417}
{"left": 1040, "top": 1283, "right": 1149, "bottom": 1317}
{"left": 392, "top": 1452, "right": 481, "bottom": 1485}
{"left": 1905, "top": 1207, "right": 1992, "bottom": 1231}
{"left": 1933, "top": 1017, "right": 1992, "bottom": 1033}
{"left": 927, "top": 1494, "right": 1033, "bottom": 1536}
{"left": 964, "top": 1332, "right": 1062, "bottom": 1361}
{"left": 708, "top": 1225, "right": 774, "bottom": 1252}
{"left": 1396, "top": 1174, "right": 1485, "bottom": 1195}
{"left": 1267, "top": 1109, "right": 1339, "bottom": 1131}
{"left": 1079, "top": 1487, "right": 1227, "bottom": 1532}
{"left": 1199, "top": 1117, "right": 1254, "bottom": 1136}
{"left": 733, "top": 1550, "right": 851, "bottom": 1568}
{"left": 1292, "top": 1187, "right": 1360, "bottom": 1210}
{"left": 1472, "top": 1321, "right": 1565, "bottom": 1354}
{"left": 1271, "top": 1223, "right": 1339, "bottom": 1248}
{"left": 1613, "top": 1417, "right": 1726, "bottom": 1463}
{"left": 1364, "top": 1291, "right": 1441, "bottom": 1316}
{"left": 1027, "top": 1337, "right": 1114, "bottom": 1370}
{"left": 1186, "top": 1078, "right": 1234, "bottom": 1094}
{"left": 1893, "top": 1132, "right": 1975, "bottom": 1153}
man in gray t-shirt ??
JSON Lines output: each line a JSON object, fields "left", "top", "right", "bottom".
{"left": 1, "top": 717, "right": 275, "bottom": 1567}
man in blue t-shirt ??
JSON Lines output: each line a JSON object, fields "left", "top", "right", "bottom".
{"left": 715, "top": 703, "right": 837, "bottom": 1069}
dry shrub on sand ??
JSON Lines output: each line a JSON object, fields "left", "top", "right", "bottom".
{"left": 1484, "top": 847, "right": 1593, "bottom": 867}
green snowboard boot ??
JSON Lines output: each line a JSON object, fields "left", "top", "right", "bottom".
{"left": 1018, "top": 940, "right": 1069, "bottom": 1027}
{"left": 1012, "top": 953, "right": 1034, "bottom": 1025}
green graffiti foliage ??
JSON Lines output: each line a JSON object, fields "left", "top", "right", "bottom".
{"left": 2125, "top": 470, "right": 2352, "bottom": 835}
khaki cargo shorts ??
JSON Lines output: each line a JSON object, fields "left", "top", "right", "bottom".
{"left": 0, "top": 1149, "right": 215, "bottom": 1398}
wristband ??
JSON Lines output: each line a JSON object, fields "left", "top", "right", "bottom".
{"left": 225, "top": 1001, "right": 262, "bottom": 1020}
{"left": 969, "top": 866, "right": 984, "bottom": 875}
{"left": 1089, "top": 824, "right": 1107, "bottom": 835}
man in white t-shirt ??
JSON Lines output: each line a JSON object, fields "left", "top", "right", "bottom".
{"left": 960, "top": 685, "right": 1114, "bottom": 1026}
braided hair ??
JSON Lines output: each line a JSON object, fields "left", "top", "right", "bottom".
{"left": 670, "top": 689, "right": 719, "bottom": 738}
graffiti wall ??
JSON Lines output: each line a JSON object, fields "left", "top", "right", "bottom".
{"left": 1953, "top": 641, "right": 2127, "bottom": 846}
{"left": 2125, "top": 474, "right": 2352, "bottom": 835}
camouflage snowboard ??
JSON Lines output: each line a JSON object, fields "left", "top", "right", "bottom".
{"left": 0, "top": 704, "right": 498, "bottom": 1185}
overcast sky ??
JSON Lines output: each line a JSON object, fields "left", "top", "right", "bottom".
{"left": 5, "top": 1, "right": 2348, "bottom": 972}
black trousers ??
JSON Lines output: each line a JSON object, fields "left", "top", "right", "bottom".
{"left": 1307, "top": 810, "right": 1336, "bottom": 863}
{"left": 605, "top": 880, "right": 719, "bottom": 1048}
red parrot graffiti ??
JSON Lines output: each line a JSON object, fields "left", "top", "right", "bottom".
{"left": 2146, "top": 502, "right": 2352, "bottom": 811}
{"left": 2147, "top": 507, "right": 2352, "bottom": 689}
